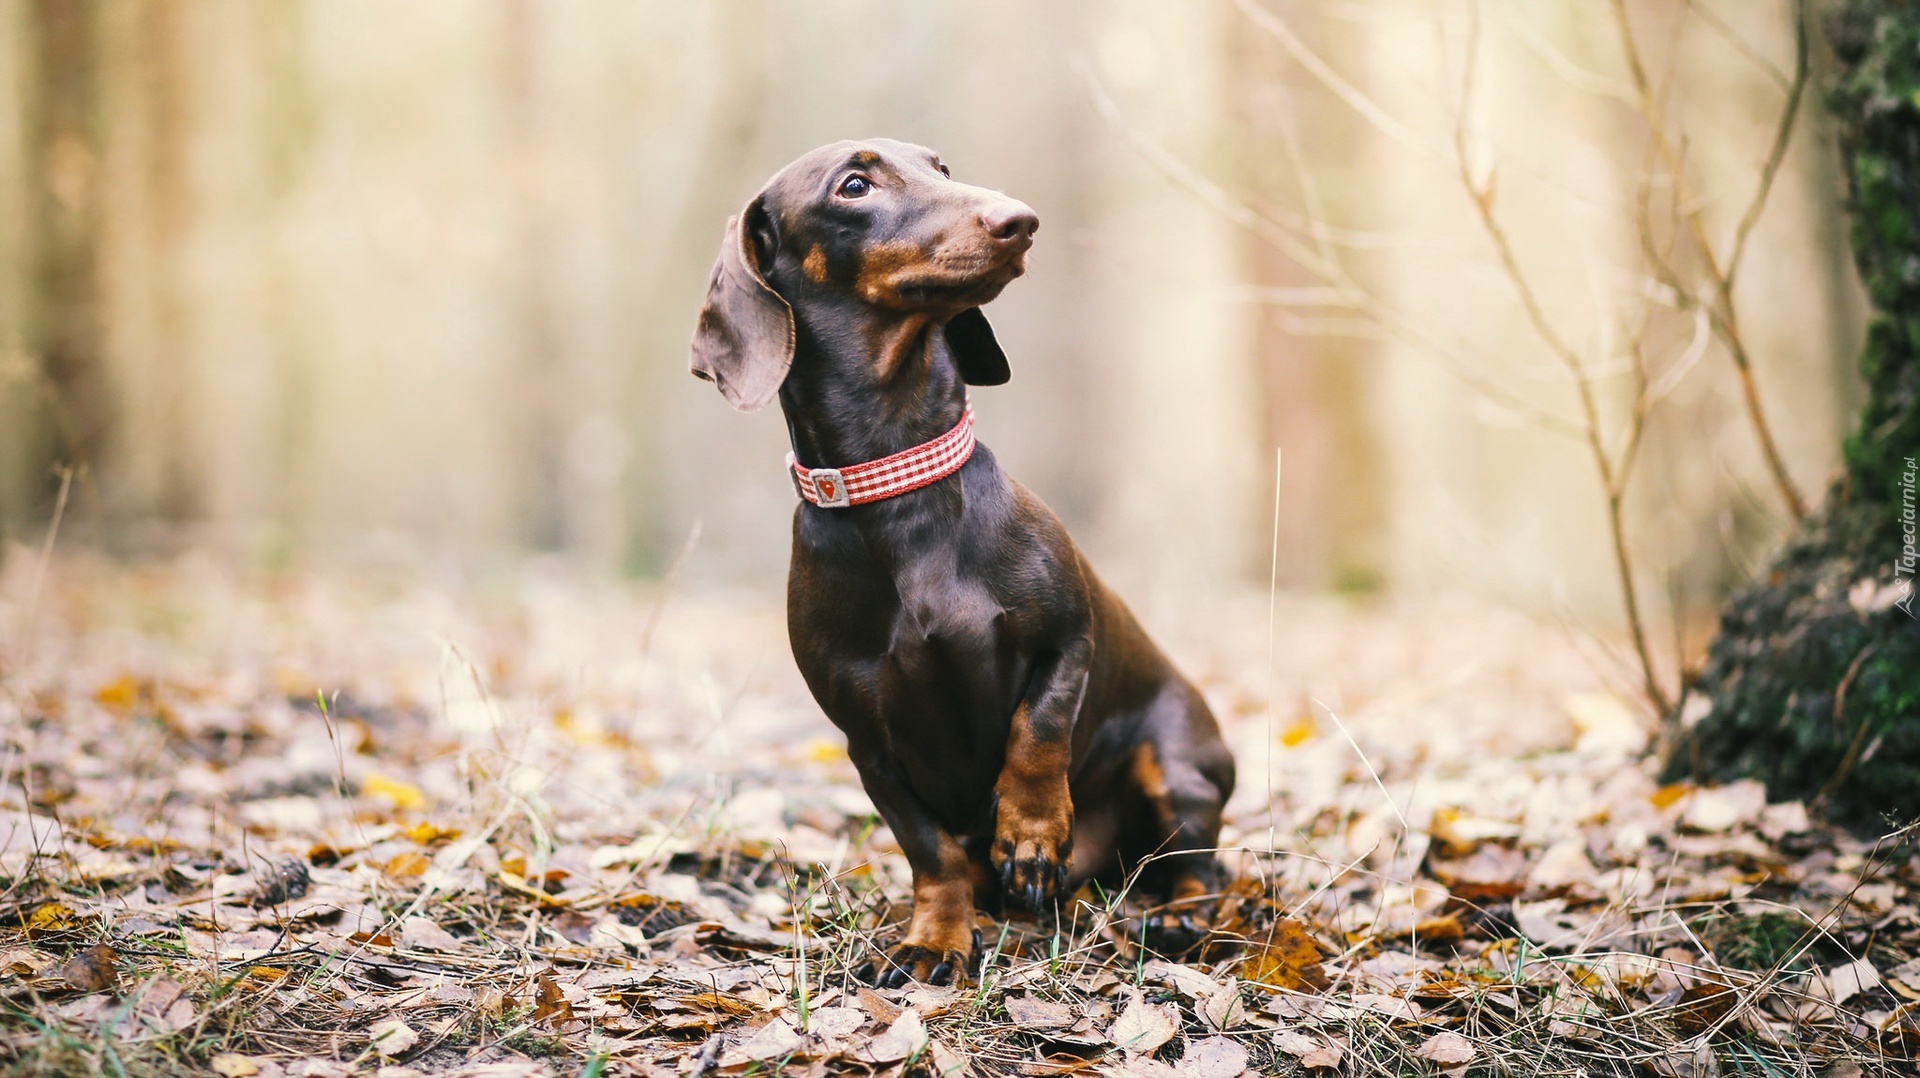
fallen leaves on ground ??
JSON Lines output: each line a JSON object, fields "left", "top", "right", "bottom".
{"left": 0, "top": 554, "right": 1914, "bottom": 1076}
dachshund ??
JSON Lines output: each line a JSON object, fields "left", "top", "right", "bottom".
{"left": 690, "top": 138, "right": 1234, "bottom": 986}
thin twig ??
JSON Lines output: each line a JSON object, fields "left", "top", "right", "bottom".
{"left": 1452, "top": 2, "right": 1672, "bottom": 716}
{"left": 1613, "top": 0, "right": 1810, "bottom": 521}
{"left": 1076, "top": 58, "right": 1588, "bottom": 440}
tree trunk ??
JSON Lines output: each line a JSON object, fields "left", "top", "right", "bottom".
{"left": 1673, "top": 0, "right": 1920, "bottom": 833}
{"left": 25, "top": 0, "right": 106, "bottom": 500}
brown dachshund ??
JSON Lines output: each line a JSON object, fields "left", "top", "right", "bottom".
{"left": 690, "top": 139, "right": 1234, "bottom": 986}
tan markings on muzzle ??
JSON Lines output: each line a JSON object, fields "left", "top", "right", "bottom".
{"left": 803, "top": 245, "right": 828, "bottom": 284}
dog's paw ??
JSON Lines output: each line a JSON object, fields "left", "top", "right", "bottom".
{"left": 992, "top": 824, "right": 1072, "bottom": 913}
{"left": 857, "top": 934, "right": 979, "bottom": 989}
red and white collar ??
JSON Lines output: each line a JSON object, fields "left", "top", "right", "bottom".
{"left": 788, "top": 397, "right": 976, "bottom": 508}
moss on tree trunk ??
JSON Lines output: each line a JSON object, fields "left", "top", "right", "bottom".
{"left": 1674, "top": 0, "right": 1920, "bottom": 832}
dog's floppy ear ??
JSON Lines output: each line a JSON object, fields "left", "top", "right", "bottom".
{"left": 944, "top": 306, "right": 1010, "bottom": 386}
{"left": 690, "top": 197, "right": 794, "bottom": 411}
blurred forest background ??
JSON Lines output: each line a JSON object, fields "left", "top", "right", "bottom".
{"left": 0, "top": 0, "right": 1866, "bottom": 632}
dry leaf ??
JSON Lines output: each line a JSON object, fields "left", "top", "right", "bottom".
{"left": 1562, "top": 691, "right": 1646, "bottom": 755}
{"left": 367, "top": 1019, "right": 419, "bottom": 1058}
{"left": 93, "top": 675, "right": 144, "bottom": 711}
{"left": 1141, "top": 959, "right": 1219, "bottom": 1001}
{"left": 1820, "top": 958, "right": 1880, "bottom": 1005}
{"left": 1103, "top": 1058, "right": 1178, "bottom": 1078}
{"left": 211, "top": 1054, "right": 262, "bottom": 1077}
{"left": 1199, "top": 979, "right": 1245, "bottom": 1032}
{"left": 1650, "top": 783, "right": 1695, "bottom": 811}
{"left": 925, "top": 1039, "right": 970, "bottom": 1077}
{"left": 1429, "top": 806, "right": 1524, "bottom": 856}
{"left": 1274, "top": 1031, "right": 1342, "bottom": 1069}
{"left": 398, "top": 917, "right": 460, "bottom": 952}
{"left": 1527, "top": 838, "right": 1598, "bottom": 889}
{"left": 1648, "top": 1036, "right": 1718, "bottom": 1078}
{"left": 856, "top": 985, "right": 904, "bottom": 1026}
{"left": 27, "top": 902, "right": 77, "bottom": 933}
{"left": 1181, "top": 1036, "right": 1249, "bottom": 1078}
{"left": 861, "top": 1009, "right": 929, "bottom": 1064}
{"left": 382, "top": 852, "right": 430, "bottom": 878}
{"left": 798, "top": 1004, "right": 862, "bottom": 1046}
{"left": 1757, "top": 800, "right": 1810, "bottom": 840}
{"left": 723, "top": 1017, "right": 802, "bottom": 1065}
{"left": 1279, "top": 715, "right": 1317, "bottom": 746}
{"left": 58, "top": 943, "right": 119, "bottom": 992}
{"left": 1240, "top": 919, "right": 1328, "bottom": 992}
{"left": 1018, "top": 1055, "right": 1100, "bottom": 1076}
{"left": 1005, "top": 994, "right": 1076, "bottom": 1029}
{"left": 1888, "top": 956, "right": 1920, "bottom": 998}
{"left": 136, "top": 977, "right": 196, "bottom": 1033}
{"left": 403, "top": 821, "right": 460, "bottom": 844}
{"left": 0, "top": 949, "right": 51, "bottom": 976}
{"left": 1414, "top": 1031, "right": 1476, "bottom": 1066}
{"left": 1680, "top": 780, "right": 1766, "bottom": 833}
{"left": 362, "top": 773, "right": 427, "bottom": 811}
{"left": 1107, "top": 991, "right": 1178, "bottom": 1056}
{"left": 685, "top": 990, "right": 754, "bottom": 1017}
{"left": 1352, "top": 993, "right": 1423, "bottom": 1021}
{"left": 531, "top": 971, "right": 574, "bottom": 1026}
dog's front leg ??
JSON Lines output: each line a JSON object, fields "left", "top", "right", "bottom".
{"left": 848, "top": 754, "right": 980, "bottom": 987}
{"left": 994, "top": 638, "right": 1091, "bottom": 912}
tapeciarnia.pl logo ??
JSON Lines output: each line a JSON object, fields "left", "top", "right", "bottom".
{"left": 1899, "top": 455, "right": 1917, "bottom": 618}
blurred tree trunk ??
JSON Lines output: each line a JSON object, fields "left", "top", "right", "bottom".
{"left": 1674, "top": 0, "right": 1920, "bottom": 832}
{"left": 113, "top": 0, "right": 201, "bottom": 526}
{"left": 504, "top": 0, "right": 567, "bottom": 551}
{"left": 1231, "top": 8, "right": 1385, "bottom": 591}
{"left": 24, "top": 0, "right": 106, "bottom": 498}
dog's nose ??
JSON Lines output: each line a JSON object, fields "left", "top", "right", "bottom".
{"left": 981, "top": 201, "right": 1039, "bottom": 243}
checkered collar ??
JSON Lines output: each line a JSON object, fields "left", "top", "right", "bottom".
{"left": 787, "top": 395, "right": 976, "bottom": 508}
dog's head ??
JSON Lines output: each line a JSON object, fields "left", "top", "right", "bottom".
{"left": 690, "top": 139, "right": 1037, "bottom": 411}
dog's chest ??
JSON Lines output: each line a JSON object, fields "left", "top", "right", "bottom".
{"left": 790, "top": 535, "right": 1026, "bottom": 792}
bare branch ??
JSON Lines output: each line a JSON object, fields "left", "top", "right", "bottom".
{"left": 1685, "top": 0, "right": 1793, "bottom": 92}
{"left": 1613, "top": 0, "right": 1809, "bottom": 521}
{"left": 1454, "top": 0, "right": 1672, "bottom": 716}
{"left": 1500, "top": 8, "right": 1637, "bottom": 105}
{"left": 1233, "top": 0, "right": 1435, "bottom": 155}
{"left": 1724, "top": 0, "right": 1810, "bottom": 295}
{"left": 1646, "top": 307, "right": 1715, "bottom": 404}
{"left": 1076, "top": 58, "right": 1588, "bottom": 440}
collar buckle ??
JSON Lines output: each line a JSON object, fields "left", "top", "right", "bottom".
{"left": 808, "top": 466, "right": 851, "bottom": 508}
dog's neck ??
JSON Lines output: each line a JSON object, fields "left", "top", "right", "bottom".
{"left": 777, "top": 305, "right": 970, "bottom": 469}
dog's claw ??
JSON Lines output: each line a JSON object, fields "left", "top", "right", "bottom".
{"left": 993, "top": 835, "right": 1073, "bottom": 914}
{"left": 862, "top": 941, "right": 975, "bottom": 988}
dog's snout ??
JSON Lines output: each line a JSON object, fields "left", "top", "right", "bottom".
{"left": 982, "top": 202, "right": 1039, "bottom": 243}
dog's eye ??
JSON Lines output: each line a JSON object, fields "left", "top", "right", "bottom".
{"left": 837, "top": 175, "right": 872, "bottom": 199}
{"left": 934, "top": 162, "right": 951, "bottom": 178}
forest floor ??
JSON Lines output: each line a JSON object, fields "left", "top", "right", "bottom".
{"left": 0, "top": 551, "right": 1914, "bottom": 1077}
